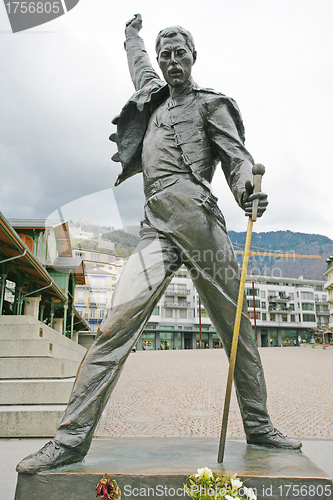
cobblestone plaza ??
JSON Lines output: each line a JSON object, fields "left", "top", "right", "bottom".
{"left": 97, "top": 346, "right": 333, "bottom": 440}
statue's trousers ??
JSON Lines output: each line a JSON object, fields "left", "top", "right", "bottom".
{"left": 55, "top": 175, "right": 272, "bottom": 455}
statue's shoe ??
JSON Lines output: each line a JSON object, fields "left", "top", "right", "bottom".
{"left": 247, "top": 428, "right": 302, "bottom": 450}
{"left": 16, "top": 440, "right": 84, "bottom": 474}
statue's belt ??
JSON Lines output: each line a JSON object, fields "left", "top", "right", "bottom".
{"left": 144, "top": 176, "right": 181, "bottom": 200}
{"left": 144, "top": 174, "right": 219, "bottom": 214}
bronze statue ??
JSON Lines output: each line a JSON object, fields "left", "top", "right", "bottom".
{"left": 17, "top": 14, "right": 301, "bottom": 475}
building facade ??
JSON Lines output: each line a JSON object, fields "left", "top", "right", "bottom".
{"left": 324, "top": 256, "right": 333, "bottom": 328}
{"left": 245, "top": 275, "right": 329, "bottom": 347}
{"left": 72, "top": 248, "right": 124, "bottom": 347}
{"left": 139, "top": 269, "right": 329, "bottom": 350}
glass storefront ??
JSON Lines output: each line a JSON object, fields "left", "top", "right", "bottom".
{"left": 196, "top": 332, "right": 209, "bottom": 349}
{"left": 160, "top": 331, "right": 174, "bottom": 350}
{"left": 269, "top": 329, "right": 279, "bottom": 347}
{"left": 141, "top": 331, "right": 155, "bottom": 350}
{"left": 281, "top": 329, "right": 311, "bottom": 346}
{"left": 212, "top": 333, "right": 222, "bottom": 348}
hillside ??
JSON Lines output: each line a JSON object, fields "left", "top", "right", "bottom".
{"left": 229, "top": 230, "right": 333, "bottom": 280}
{"left": 70, "top": 220, "right": 332, "bottom": 279}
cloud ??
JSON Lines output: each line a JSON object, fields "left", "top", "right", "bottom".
{"left": 0, "top": 0, "right": 332, "bottom": 239}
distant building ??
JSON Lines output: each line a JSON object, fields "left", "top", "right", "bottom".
{"left": 72, "top": 247, "right": 124, "bottom": 348}
{"left": 245, "top": 274, "right": 329, "bottom": 347}
{"left": 324, "top": 256, "right": 333, "bottom": 328}
{"left": 138, "top": 268, "right": 329, "bottom": 350}
{"left": 1, "top": 215, "right": 88, "bottom": 336}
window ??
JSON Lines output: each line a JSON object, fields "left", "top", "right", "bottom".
{"left": 91, "top": 253, "right": 101, "bottom": 261}
{"left": 99, "top": 309, "right": 105, "bottom": 319}
{"left": 261, "top": 302, "right": 266, "bottom": 309}
{"left": 290, "top": 315, "right": 295, "bottom": 322}
{"left": 197, "top": 308, "right": 209, "bottom": 317}
{"left": 302, "top": 303, "right": 314, "bottom": 311}
{"left": 289, "top": 293, "right": 294, "bottom": 299}
{"left": 282, "top": 314, "right": 288, "bottom": 322}
{"left": 289, "top": 303, "right": 295, "bottom": 311}
{"left": 301, "top": 291, "right": 314, "bottom": 300}
{"left": 302, "top": 314, "right": 316, "bottom": 322}
{"left": 261, "top": 290, "right": 266, "bottom": 298}
{"left": 179, "top": 309, "right": 187, "bottom": 318}
{"left": 165, "top": 309, "right": 173, "bottom": 317}
{"left": 90, "top": 308, "right": 95, "bottom": 318}
{"left": 108, "top": 256, "right": 114, "bottom": 263}
{"left": 249, "top": 311, "right": 260, "bottom": 320}
{"left": 152, "top": 307, "right": 160, "bottom": 315}
{"left": 262, "top": 313, "right": 267, "bottom": 321}
{"left": 270, "top": 314, "right": 276, "bottom": 321}
{"left": 246, "top": 288, "right": 259, "bottom": 296}
{"left": 247, "top": 299, "right": 260, "bottom": 309}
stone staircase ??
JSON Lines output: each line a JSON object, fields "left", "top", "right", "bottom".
{"left": 0, "top": 315, "right": 86, "bottom": 437}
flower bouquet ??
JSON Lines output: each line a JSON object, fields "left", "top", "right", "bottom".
{"left": 185, "top": 467, "right": 256, "bottom": 500}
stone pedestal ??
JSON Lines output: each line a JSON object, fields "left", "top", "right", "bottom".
{"left": 15, "top": 438, "right": 332, "bottom": 500}
{"left": 23, "top": 295, "right": 41, "bottom": 319}
{"left": 53, "top": 317, "right": 64, "bottom": 333}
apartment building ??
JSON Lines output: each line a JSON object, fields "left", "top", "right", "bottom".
{"left": 324, "top": 255, "right": 333, "bottom": 328}
{"left": 139, "top": 269, "right": 329, "bottom": 350}
{"left": 245, "top": 275, "right": 329, "bottom": 347}
{"left": 72, "top": 248, "right": 124, "bottom": 347}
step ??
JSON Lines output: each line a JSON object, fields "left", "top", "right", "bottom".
{"left": 0, "top": 339, "right": 85, "bottom": 362}
{"left": 0, "top": 378, "right": 75, "bottom": 404}
{"left": 0, "top": 405, "right": 66, "bottom": 437}
{"left": 0, "top": 319, "right": 86, "bottom": 354}
{"left": 0, "top": 356, "right": 81, "bottom": 379}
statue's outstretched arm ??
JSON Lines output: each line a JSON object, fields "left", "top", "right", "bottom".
{"left": 124, "top": 14, "right": 161, "bottom": 91}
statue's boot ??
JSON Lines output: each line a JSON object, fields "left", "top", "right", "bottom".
{"left": 247, "top": 428, "right": 302, "bottom": 450}
{"left": 16, "top": 440, "right": 85, "bottom": 474}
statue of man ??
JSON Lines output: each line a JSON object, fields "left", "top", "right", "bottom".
{"left": 17, "top": 15, "right": 301, "bottom": 475}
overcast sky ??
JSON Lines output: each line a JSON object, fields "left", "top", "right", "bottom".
{"left": 1, "top": 0, "right": 332, "bottom": 239}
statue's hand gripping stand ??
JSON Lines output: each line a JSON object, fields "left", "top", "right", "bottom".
{"left": 217, "top": 163, "right": 265, "bottom": 463}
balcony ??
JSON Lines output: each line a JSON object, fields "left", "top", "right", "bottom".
{"left": 268, "top": 295, "right": 292, "bottom": 302}
{"left": 164, "top": 301, "right": 191, "bottom": 308}
{"left": 85, "top": 316, "right": 103, "bottom": 321}
{"left": 268, "top": 305, "right": 294, "bottom": 312}
{"left": 165, "top": 289, "right": 191, "bottom": 295}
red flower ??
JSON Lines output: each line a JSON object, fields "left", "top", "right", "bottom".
{"left": 95, "top": 475, "right": 119, "bottom": 500}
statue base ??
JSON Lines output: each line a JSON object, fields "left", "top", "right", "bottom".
{"left": 15, "top": 437, "right": 332, "bottom": 500}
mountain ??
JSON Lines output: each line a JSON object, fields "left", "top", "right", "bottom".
{"left": 70, "top": 220, "right": 332, "bottom": 280}
{"left": 229, "top": 230, "right": 333, "bottom": 280}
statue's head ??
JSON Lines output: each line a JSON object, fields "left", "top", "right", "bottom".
{"left": 155, "top": 26, "right": 197, "bottom": 88}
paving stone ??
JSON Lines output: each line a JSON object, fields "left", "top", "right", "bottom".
{"left": 96, "top": 347, "right": 333, "bottom": 439}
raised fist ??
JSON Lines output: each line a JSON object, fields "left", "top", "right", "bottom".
{"left": 125, "top": 13, "right": 142, "bottom": 33}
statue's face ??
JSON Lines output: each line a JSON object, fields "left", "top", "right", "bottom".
{"left": 157, "top": 34, "right": 194, "bottom": 87}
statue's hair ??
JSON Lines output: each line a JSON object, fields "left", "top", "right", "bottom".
{"left": 155, "top": 26, "right": 196, "bottom": 56}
